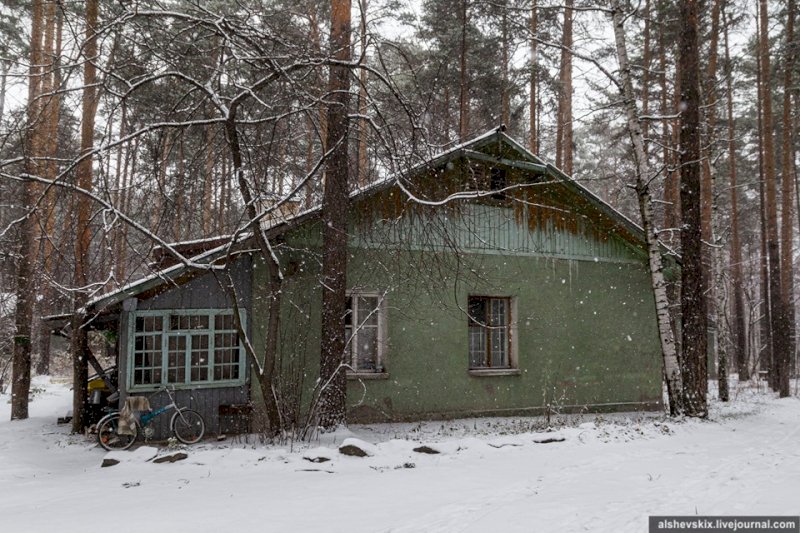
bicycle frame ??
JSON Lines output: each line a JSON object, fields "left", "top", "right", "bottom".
{"left": 137, "top": 387, "right": 181, "bottom": 427}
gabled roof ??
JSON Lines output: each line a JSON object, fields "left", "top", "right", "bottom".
{"left": 70, "top": 127, "right": 663, "bottom": 320}
{"left": 261, "top": 127, "right": 652, "bottom": 249}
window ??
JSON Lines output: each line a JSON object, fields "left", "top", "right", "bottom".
{"left": 468, "top": 296, "right": 512, "bottom": 369}
{"left": 490, "top": 167, "right": 507, "bottom": 198}
{"left": 130, "top": 310, "right": 246, "bottom": 390}
{"left": 345, "top": 293, "right": 387, "bottom": 374}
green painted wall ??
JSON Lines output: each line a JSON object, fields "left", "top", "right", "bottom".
{"left": 251, "top": 202, "right": 663, "bottom": 423}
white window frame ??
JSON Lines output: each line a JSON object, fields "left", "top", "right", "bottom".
{"left": 128, "top": 309, "right": 247, "bottom": 391}
{"left": 345, "top": 291, "right": 389, "bottom": 377}
{"left": 467, "top": 295, "right": 520, "bottom": 376}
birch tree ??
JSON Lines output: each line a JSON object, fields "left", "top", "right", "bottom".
{"left": 610, "top": 0, "right": 683, "bottom": 415}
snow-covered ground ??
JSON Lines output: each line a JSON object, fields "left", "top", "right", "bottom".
{"left": 1, "top": 377, "right": 799, "bottom": 532}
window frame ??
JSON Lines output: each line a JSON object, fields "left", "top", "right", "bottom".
{"left": 127, "top": 309, "right": 247, "bottom": 391}
{"left": 345, "top": 290, "right": 389, "bottom": 377}
{"left": 467, "top": 295, "right": 518, "bottom": 373}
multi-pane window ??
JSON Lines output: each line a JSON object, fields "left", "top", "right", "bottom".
{"left": 131, "top": 310, "right": 245, "bottom": 389}
{"left": 345, "top": 293, "right": 386, "bottom": 373}
{"left": 468, "top": 296, "right": 511, "bottom": 369}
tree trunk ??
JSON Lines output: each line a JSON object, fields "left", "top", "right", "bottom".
{"left": 357, "top": 0, "right": 369, "bottom": 187}
{"left": 611, "top": 1, "right": 683, "bottom": 415}
{"left": 304, "top": 4, "right": 327, "bottom": 209}
{"left": 703, "top": 0, "right": 727, "bottom": 401}
{"left": 722, "top": 5, "right": 748, "bottom": 381}
{"left": 71, "top": 0, "right": 99, "bottom": 433}
{"left": 758, "top": 0, "right": 790, "bottom": 395}
{"left": 677, "top": 0, "right": 708, "bottom": 417}
{"left": 641, "top": 0, "right": 651, "bottom": 147}
{"left": 755, "top": 8, "right": 772, "bottom": 381}
{"left": 556, "top": 0, "right": 574, "bottom": 175}
{"left": 500, "top": 0, "right": 510, "bottom": 128}
{"left": 779, "top": 0, "right": 796, "bottom": 396}
{"left": 223, "top": 116, "right": 283, "bottom": 433}
{"left": 112, "top": 102, "right": 127, "bottom": 281}
{"left": 11, "top": 0, "right": 45, "bottom": 421}
{"left": 318, "top": 0, "right": 352, "bottom": 429}
{"left": 36, "top": 1, "right": 63, "bottom": 376}
{"left": 175, "top": 133, "right": 186, "bottom": 241}
{"left": 529, "top": 0, "right": 538, "bottom": 153}
{"left": 458, "top": 0, "right": 469, "bottom": 141}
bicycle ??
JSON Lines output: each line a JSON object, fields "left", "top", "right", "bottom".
{"left": 96, "top": 386, "right": 205, "bottom": 451}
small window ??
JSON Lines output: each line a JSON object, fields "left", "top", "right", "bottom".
{"left": 468, "top": 296, "right": 511, "bottom": 369}
{"left": 345, "top": 292, "right": 387, "bottom": 373}
{"left": 490, "top": 167, "right": 507, "bottom": 198}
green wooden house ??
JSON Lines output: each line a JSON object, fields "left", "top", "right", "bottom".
{"left": 72, "top": 128, "right": 668, "bottom": 435}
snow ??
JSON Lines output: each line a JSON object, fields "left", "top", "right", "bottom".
{"left": 0, "top": 292, "right": 15, "bottom": 316}
{"left": 2, "top": 377, "right": 799, "bottom": 532}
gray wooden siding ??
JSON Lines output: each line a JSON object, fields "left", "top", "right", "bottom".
{"left": 117, "top": 255, "right": 254, "bottom": 440}
{"left": 131, "top": 386, "right": 249, "bottom": 441}
{"left": 138, "top": 255, "right": 252, "bottom": 311}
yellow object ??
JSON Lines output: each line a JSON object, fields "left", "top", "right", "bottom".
{"left": 87, "top": 376, "right": 110, "bottom": 393}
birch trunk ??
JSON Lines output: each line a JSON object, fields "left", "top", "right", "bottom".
{"left": 611, "top": 1, "right": 683, "bottom": 415}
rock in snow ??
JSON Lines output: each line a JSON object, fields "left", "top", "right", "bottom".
{"left": 412, "top": 445, "right": 441, "bottom": 454}
{"left": 153, "top": 452, "right": 188, "bottom": 464}
{"left": 303, "top": 447, "right": 333, "bottom": 463}
{"left": 338, "top": 438, "right": 376, "bottom": 457}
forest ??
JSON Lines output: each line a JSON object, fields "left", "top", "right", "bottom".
{"left": 0, "top": 0, "right": 798, "bottom": 432}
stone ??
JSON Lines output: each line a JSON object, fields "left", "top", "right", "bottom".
{"left": 339, "top": 444, "right": 369, "bottom": 457}
{"left": 153, "top": 452, "right": 188, "bottom": 463}
{"left": 413, "top": 445, "right": 440, "bottom": 454}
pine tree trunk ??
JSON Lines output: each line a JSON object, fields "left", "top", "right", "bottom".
{"left": 500, "top": 0, "right": 510, "bottom": 128}
{"left": 556, "top": 0, "right": 573, "bottom": 174}
{"left": 36, "top": 1, "right": 63, "bottom": 376}
{"left": 641, "top": 0, "right": 651, "bottom": 147}
{"left": 678, "top": 0, "right": 708, "bottom": 417}
{"left": 175, "top": 133, "right": 186, "bottom": 241}
{"left": 112, "top": 102, "right": 127, "bottom": 263}
{"left": 779, "top": 0, "right": 796, "bottom": 397}
{"left": 71, "top": 0, "right": 99, "bottom": 433}
{"left": 357, "top": 0, "right": 369, "bottom": 186}
{"left": 529, "top": 0, "right": 538, "bottom": 153}
{"left": 611, "top": 0, "right": 683, "bottom": 415}
{"left": 659, "top": 13, "right": 679, "bottom": 251}
{"left": 11, "top": 0, "right": 45, "bottom": 421}
{"left": 722, "top": 5, "right": 748, "bottom": 381}
{"left": 458, "top": 0, "right": 469, "bottom": 141}
{"left": 755, "top": 11, "right": 772, "bottom": 381}
{"left": 318, "top": 0, "right": 352, "bottom": 429}
{"left": 758, "top": 0, "right": 790, "bottom": 395}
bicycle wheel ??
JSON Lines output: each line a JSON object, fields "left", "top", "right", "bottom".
{"left": 171, "top": 409, "right": 205, "bottom": 445}
{"left": 97, "top": 413, "right": 137, "bottom": 451}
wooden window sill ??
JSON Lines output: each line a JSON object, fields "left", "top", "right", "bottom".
{"left": 347, "top": 372, "right": 390, "bottom": 380}
{"left": 468, "top": 368, "right": 521, "bottom": 377}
